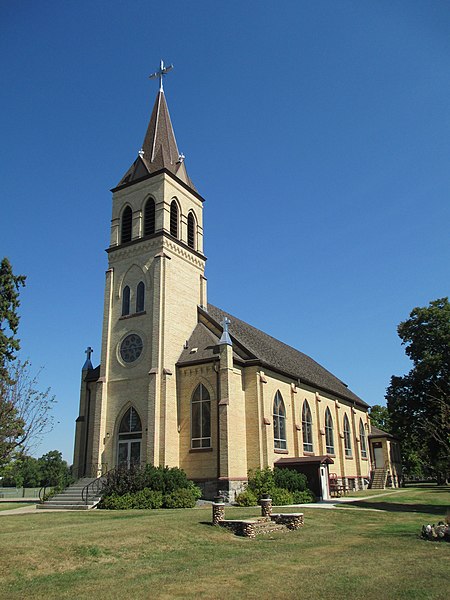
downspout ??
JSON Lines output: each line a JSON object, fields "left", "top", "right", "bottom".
{"left": 215, "top": 360, "right": 221, "bottom": 486}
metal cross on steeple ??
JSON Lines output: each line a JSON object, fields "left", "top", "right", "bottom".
{"left": 85, "top": 346, "right": 94, "bottom": 361}
{"left": 149, "top": 59, "right": 174, "bottom": 92}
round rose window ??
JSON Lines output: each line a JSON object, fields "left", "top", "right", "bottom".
{"left": 120, "top": 334, "right": 143, "bottom": 363}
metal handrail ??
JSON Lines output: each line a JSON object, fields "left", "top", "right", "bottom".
{"left": 38, "top": 485, "right": 52, "bottom": 503}
{"left": 81, "top": 464, "right": 116, "bottom": 505}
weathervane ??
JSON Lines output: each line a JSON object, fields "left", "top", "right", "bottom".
{"left": 149, "top": 59, "right": 174, "bottom": 91}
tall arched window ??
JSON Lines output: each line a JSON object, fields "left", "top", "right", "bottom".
{"left": 187, "top": 212, "right": 196, "bottom": 249}
{"left": 170, "top": 200, "right": 178, "bottom": 238}
{"left": 273, "top": 391, "right": 287, "bottom": 450}
{"left": 136, "top": 281, "right": 145, "bottom": 313}
{"left": 191, "top": 384, "right": 211, "bottom": 448}
{"left": 121, "top": 206, "right": 132, "bottom": 243}
{"left": 122, "top": 285, "right": 130, "bottom": 316}
{"left": 302, "top": 400, "right": 313, "bottom": 453}
{"left": 325, "top": 407, "right": 334, "bottom": 454}
{"left": 344, "top": 414, "right": 352, "bottom": 457}
{"left": 360, "top": 419, "right": 368, "bottom": 458}
{"left": 144, "top": 198, "right": 155, "bottom": 236}
{"left": 117, "top": 407, "right": 142, "bottom": 469}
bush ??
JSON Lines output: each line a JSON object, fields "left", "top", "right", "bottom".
{"left": 270, "top": 487, "right": 294, "bottom": 506}
{"left": 101, "top": 464, "right": 197, "bottom": 498}
{"left": 274, "top": 468, "right": 307, "bottom": 492}
{"left": 132, "top": 488, "right": 163, "bottom": 509}
{"left": 246, "top": 467, "right": 275, "bottom": 498}
{"left": 164, "top": 488, "right": 197, "bottom": 508}
{"left": 292, "top": 489, "right": 316, "bottom": 504}
{"left": 99, "top": 493, "right": 134, "bottom": 510}
{"left": 235, "top": 489, "right": 258, "bottom": 506}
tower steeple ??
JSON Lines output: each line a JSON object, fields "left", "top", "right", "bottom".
{"left": 117, "top": 64, "right": 195, "bottom": 191}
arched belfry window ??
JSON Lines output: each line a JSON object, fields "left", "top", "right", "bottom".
{"left": 273, "top": 391, "right": 287, "bottom": 450}
{"left": 344, "top": 414, "right": 352, "bottom": 457}
{"left": 360, "top": 419, "right": 368, "bottom": 458}
{"left": 191, "top": 384, "right": 211, "bottom": 448}
{"left": 170, "top": 200, "right": 178, "bottom": 238}
{"left": 325, "top": 407, "right": 334, "bottom": 455}
{"left": 144, "top": 198, "right": 155, "bottom": 236}
{"left": 122, "top": 285, "right": 130, "bottom": 316}
{"left": 302, "top": 400, "right": 313, "bottom": 453}
{"left": 117, "top": 407, "right": 142, "bottom": 469}
{"left": 187, "top": 212, "right": 196, "bottom": 249}
{"left": 121, "top": 206, "right": 132, "bottom": 243}
{"left": 136, "top": 281, "right": 145, "bottom": 313}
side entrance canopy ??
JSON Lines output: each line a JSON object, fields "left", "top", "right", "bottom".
{"left": 275, "top": 456, "right": 334, "bottom": 499}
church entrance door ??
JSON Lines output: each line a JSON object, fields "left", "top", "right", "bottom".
{"left": 118, "top": 439, "right": 141, "bottom": 469}
{"left": 117, "top": 407, "right": 142, "bottom": 469}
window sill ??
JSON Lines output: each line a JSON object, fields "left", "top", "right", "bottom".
{"left": 361, "top": 456, "right": 369, "bottom": 461}
{"left": 274, "top": 449, "right": 288, "bottom": 454}
{"left": 345, "top": 455, "right": 353, "bottom": 460}
{"left": 326, "top": 453, "right": 336, "bottom": 458}
{"left": 119, "top": 311, "right": 147, "bottom": 320}
{"left": 303, "top": 451, "right": 315, "bottom": 456}
{"left": 189, "top": 447, "right": 213, "bottom": 453}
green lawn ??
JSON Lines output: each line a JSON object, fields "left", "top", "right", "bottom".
{"left": 0, "top": 503, "right": 30, "bottom": 511}
{"left": 0, "top": 486, "right": 448, "bottom": 599}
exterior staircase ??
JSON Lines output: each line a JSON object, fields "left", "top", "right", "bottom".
{"left": 36, "top": 478, "right": 101, "bottom": 510}
{"left": 369, "top": 468, "right": 388, "bottom": 489}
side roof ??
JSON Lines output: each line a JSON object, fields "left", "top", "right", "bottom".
{"left": 178, "top": 303, "right": 368, "bottom": 408}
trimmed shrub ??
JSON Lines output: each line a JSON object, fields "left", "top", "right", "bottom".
{"left": 292, "top": 489, "right": 316, "bottom": 504}
{"left": 133, "top": 488, "right": 163, "bottom": 509}
{"left": 164, "top": 488, "right": 197, "bottom": 508}
{"left": 274, "top": 468, "right": 308, "bottom": 492}
{"left": 270, "top": 487, "right": 294, "bottom": 506}
{"left": 99, "top": 493, "right": 134, "bottom": 510}
{"left": 235, "top": 489, "right": 258, "bottom": 507}
{"left": 246, "top": 467, "right": 275, "bottom": 498}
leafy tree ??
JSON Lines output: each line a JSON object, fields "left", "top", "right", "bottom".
{"left": 38, "top": 450, "right": 71, "bottom": 488}
{"left": 1, "top": 454, "right": 41, "bottom": 488}
{"left": 0, "top": 258, "right": 26, "bottom": 383}
{"left": 386, "top": 298, "right": 450, "bottom": 484}
{"left": 369, "top": 404, "right": 391, "bottom": 432}
{"left": 0, "top": 360, "right": 55, "bottom": 467}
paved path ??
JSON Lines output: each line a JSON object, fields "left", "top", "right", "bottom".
{"left": 0, "top": 489, "right": 410, "bottom": 516}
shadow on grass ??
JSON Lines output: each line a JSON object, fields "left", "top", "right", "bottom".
{"left": 347, "top": 501, "right": 449, "bottom": 516}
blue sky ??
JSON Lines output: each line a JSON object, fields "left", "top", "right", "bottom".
{"left": 1, "top": 1, "right": 449, "bottom": 462}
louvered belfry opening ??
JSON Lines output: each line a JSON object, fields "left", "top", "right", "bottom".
{"left": 121, "top": 206, "right": 132, "bottom": 243}
{"left": 187, "top": 212, "right": 195, "bottom": 249}
{"left": 144, "top": 198, "right": 155, "bottom": 236}
{"left": 170, "top": 200, "right": 178, "bottom": 238}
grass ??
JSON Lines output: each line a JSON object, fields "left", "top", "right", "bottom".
{"left": 0, "top": 503, "right": 31, "bottom": 511}
{"left": 0, "top": 486, "right": 448, "bottom": 599}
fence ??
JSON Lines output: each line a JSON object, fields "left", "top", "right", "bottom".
{"left": 0, "top": 487, "right": 41, "bottom": 499}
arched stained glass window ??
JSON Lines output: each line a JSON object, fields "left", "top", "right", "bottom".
{"left": 302, "top": 400, "right": 313, "bottom": 453}
{"left": 344, "top": 414, "right": 352, "bottom": 457}
{"left": 191, "top": 384, "right": 211, "bottom": 448}
{"left": 121, "top": 206, "right": 132, "bottom": 243}
{"left": 187, "top": 212, "right": 196, "bottom": 249}
{"left": 170, "top": 200, "right": 178, "bottom": 238}
{"left": 119, "top": 407, "right": 142, "bottom": 434}
{"left": 325, "top": 407, "right": 334, "bottom": 455}
{"left": 360, "top": 419, "right": 368, "bottom": 458}
{"left": 273, "top": 391, "right": 287, "bottom": 450}
{"left": 136, "top": 281, "right": 145, "bottom": 313}
{"left": 122, "top": 285, "right": 130, "bottom": 316}
{"left": 144, "top": 198, "right": 155, "bottom": 236}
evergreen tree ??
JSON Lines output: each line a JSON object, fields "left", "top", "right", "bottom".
{"left": 0, "top": 258, "right": 26, "bottom": 383}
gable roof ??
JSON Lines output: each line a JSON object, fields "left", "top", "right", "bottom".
{"left": 177, "top": 304, "right": 368, "bottom": 408}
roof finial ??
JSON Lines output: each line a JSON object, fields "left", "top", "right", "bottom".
{"left": 82, "top": 346, "right": 94, "bottom": 370}
{"left": 149, "top": 59, "right": 174, "bottom": 92}
{"left": 219, "top": 317, "right": 232, "bottom": 346}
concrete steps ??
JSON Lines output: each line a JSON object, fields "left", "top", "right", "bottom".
{"left": 370, "top": 469, "right": 387, "bottom": 489}
{"left": 37, "top": 478, "right": 101, "bottom": 510}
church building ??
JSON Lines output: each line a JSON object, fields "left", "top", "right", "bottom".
{"left": 73, "top": 65, "right": 383, "bottom": 500}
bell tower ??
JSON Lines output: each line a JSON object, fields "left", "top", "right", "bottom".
{"left": 74, "top": 63, "right": 207, "bottom": 476}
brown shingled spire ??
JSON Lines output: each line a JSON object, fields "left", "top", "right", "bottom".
{"left": 117, "top": 89, "right": 195, "bottom": 190}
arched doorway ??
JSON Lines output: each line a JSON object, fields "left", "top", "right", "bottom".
{"left": 117, "top": 407, "right": 142, "bottom": 468}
